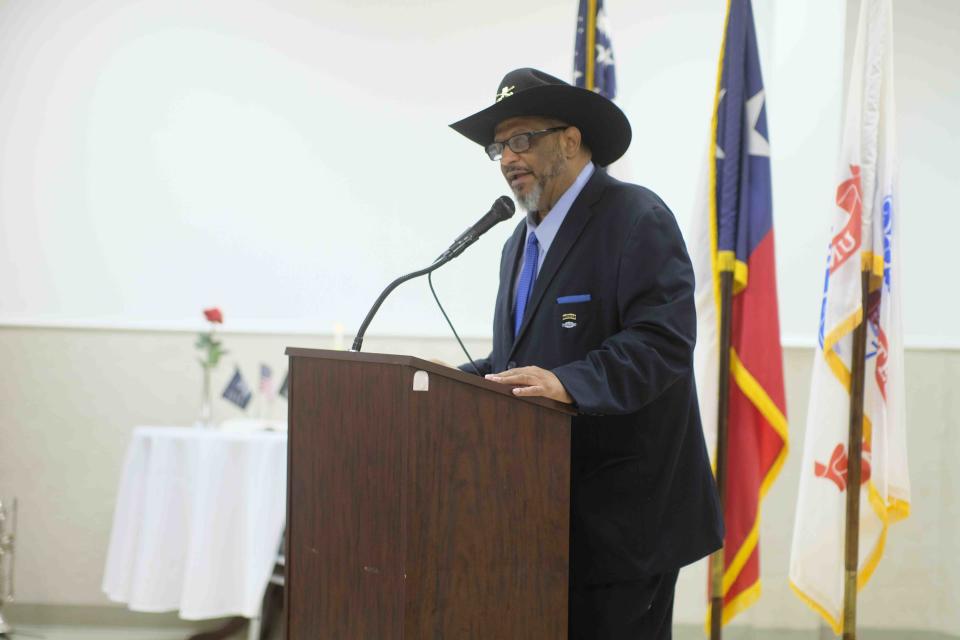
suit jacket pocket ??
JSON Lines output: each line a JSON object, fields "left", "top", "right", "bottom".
{"left": 579, "top": 457, "right": 653, "bottom": 505}
{"left": 547, "top": 297, "right": 602, "bottom": 363}
{"left": 573, "top": 458, "right": 652, "bottom": 580}
{"left": 576, "top": 458, "right": 653, "bottom": 535}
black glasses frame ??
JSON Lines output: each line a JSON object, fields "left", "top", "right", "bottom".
{"left": 485, "top": 126, "right": 568, "bottom": 161}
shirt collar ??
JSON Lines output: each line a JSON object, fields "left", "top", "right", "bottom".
{"left": 525, "top": 161, "right": 595, "bottom": 253}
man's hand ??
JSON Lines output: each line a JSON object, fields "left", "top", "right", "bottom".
{"left": 485, "top": 366, "right": 574, "bottom": 404}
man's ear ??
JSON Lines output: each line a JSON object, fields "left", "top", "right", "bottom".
{"left": 562, "top": 126, "right": 584, "bottom": 157}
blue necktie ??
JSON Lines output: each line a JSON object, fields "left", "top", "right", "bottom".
{"left": 514, "top": 231, "right": 539, "bottom": 337}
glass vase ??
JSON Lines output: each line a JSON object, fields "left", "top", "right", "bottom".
{"left": 197, "top": 367, "right": 213, "bottom": 428}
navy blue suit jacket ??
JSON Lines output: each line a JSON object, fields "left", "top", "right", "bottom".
{"left": 464, "top": 168, "right": 723, "bottom": 585}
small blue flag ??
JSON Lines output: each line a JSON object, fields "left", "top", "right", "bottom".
{"left": 574, "top": 0, "right": 617, "bottom": 100}
{"left": 222, "top": 367, "right": 253, "bottom": 409}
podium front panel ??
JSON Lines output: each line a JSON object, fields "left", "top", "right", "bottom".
{"left": 286, "top": 351, "right": 571, "bottom": 638}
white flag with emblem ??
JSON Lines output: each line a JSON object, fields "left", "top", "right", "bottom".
{"left": 788, "top": 0, "right": 910, "bottom": 633}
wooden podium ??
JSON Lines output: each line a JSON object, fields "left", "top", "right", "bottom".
{"left": 284, "top": 348, "right": 575, "bottom": 638}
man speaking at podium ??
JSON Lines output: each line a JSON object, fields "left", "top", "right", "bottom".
{"left": 450, "top": 68, "right": 723, "bottom": 639}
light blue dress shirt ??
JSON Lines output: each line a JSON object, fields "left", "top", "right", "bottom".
{"left": 512, "top": 162, "right": 595, "bottom": 301}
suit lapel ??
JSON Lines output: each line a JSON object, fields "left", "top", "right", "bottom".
{"left": 509, "top": 169, "right": 610, "bottom": 359}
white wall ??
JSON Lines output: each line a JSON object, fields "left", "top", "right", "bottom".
{"left": 1, "top": 0, "right": 959, "bottom": 634}
{"left": 882, "top": 0, "right": 960, "bottom": 346}
{"left": 4, "top": 0, "right": 954, "bottom": 346}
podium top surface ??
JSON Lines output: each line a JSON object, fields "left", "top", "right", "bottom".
{"left": 285, "top": 347, "right": 576, "bottom": 416}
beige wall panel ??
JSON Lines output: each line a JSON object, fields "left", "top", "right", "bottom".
{"left": 0, "top": 327, "right": 957, "bottom": 633}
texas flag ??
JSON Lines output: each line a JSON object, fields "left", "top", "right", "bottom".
{"left": 690, "top": 0, "right": 788, "bottom": 627}
{"left": 789, "top": 0, "right": 910, "bottom": 633}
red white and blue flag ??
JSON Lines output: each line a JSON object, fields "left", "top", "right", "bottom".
{"left": 690, "top": 0, "right": 788, "bottom": 627}
{"left": 222, "top": 367, "right": 253, "bottom": 410}
{"left": 789, "top": 0, "right": 909, "bottom": 632}
{"left": 259, "top": 364, "right": 274, "bottom": 398}
{"left": 573, "top": 0, "right": 616, "bottom": 100}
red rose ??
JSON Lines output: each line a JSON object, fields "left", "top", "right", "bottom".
{"left": 203, "top": 307, "right": 223, "bottom": 324}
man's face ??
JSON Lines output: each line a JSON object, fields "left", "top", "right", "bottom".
{"left": 493, "top": 116, "right": 567, "bottom": 213}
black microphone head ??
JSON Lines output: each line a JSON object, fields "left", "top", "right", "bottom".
{"left": 493, "top": 195, "right": 516, "bottom": 221}
{"left": 472, "top": 196, "right": 517, "bottom": 237}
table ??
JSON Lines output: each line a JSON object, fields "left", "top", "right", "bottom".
{"left": 102, "top": 426, "right": 287, "bottom": 633}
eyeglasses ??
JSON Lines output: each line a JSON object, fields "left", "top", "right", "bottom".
{"left": 485, "top": 127, "right": 568, "bottom": 161}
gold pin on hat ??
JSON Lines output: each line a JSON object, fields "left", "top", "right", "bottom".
{"left": 495, "top": 85, "right": 515, "bottom": 102}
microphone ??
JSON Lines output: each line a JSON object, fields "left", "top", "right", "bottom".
{"left": 351, "top": 196, "right": 516, "bottom": 353}
{"left": 436, "top": 196, "right": 516, "bottom": 262}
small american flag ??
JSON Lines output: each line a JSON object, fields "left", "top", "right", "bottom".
{"left": 259, "top": 364, "right": 273, "bottom": 398}
{"left": 222, "top": 367, "right": 253, "bottom": 410}
{"left": 573, "top": 0, "right": 617, "bottom": 100}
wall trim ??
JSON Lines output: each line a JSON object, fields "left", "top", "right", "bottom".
{"left": 2, "top": 605, "right": 957, "bottom": 639}
{"left": 2, "top": 603, "right": 212, "bottom": 629}
{"left": 2, "top": 319, "right": 959, "bottom": 351}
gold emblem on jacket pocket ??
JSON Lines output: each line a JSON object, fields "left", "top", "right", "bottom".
{"left": 561, "top": 312, "right": 577, "bottom": 329}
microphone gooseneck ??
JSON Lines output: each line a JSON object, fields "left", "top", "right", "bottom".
{"left": 351, "top": 196, "right": 516, "bottom": 353}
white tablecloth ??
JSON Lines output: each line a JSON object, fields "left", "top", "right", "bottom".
{"left": 102, "top": 426, "right": 287, "bottom": 620}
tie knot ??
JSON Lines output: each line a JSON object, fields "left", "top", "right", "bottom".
{"left": 526, "top": 231, "right": 539, "bottom": 248}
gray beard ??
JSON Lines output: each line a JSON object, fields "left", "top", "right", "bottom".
{"left": 509, "top": 142, "right": 566, "bottom": 214}
{"left": 515, "top": 182, "right": 542, "bottom": 213}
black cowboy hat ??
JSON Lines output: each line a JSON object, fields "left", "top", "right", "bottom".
{"left": 449, "top": 67, "right": 631, "bottom": 167}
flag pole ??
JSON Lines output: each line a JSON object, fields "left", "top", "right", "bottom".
{"left": 710, "top": 269, "right": 735, "bottom": 640}
{"left": 842, "top": 269, "right": 870, "bottom": 639}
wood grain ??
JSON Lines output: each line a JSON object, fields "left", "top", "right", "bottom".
{"left": 286, "top": 350, "right": 571, "bottom": 639}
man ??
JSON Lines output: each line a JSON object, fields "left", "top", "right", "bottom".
{"left": 450, "top": 68, "right": 723, "bottom": 639}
